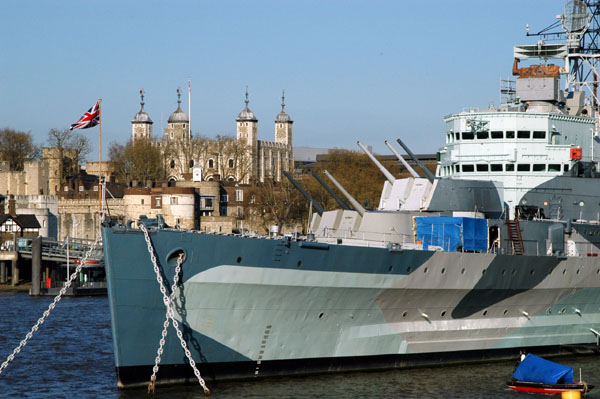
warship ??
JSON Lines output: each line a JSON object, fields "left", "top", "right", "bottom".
{"left": 102, "top": 0, "right": 600, "bottom": 389}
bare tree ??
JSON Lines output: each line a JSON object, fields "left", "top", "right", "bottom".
{"left": 109, "top": 139, "right": 165, "bottom": 183}
{"left": 47, "top": 128, "right": 92, "bottom": 182}
{"left": 0, "top": 128, "right": 40, "bottom": 171}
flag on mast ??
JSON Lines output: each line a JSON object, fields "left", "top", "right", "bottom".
{"left": 70, "top": 101, "right": 100, "bottom": 130}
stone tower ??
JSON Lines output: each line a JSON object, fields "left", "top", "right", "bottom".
{"left": 236, "top": 87, "right": 258, "bottom": 183}
{"left": 275, "top": 89, "right": 293, "bottom": 146}
{"left": 131, "top": 88, "right": 153, "bottom": 141}
{"left": 164, "top": 88, "right": 190, "bottom": 142}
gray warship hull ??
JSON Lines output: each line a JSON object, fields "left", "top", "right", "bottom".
{"left": 102, "top": 224, "right": 600, "bottom": 388}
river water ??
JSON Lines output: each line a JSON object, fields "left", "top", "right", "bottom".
{"left": 1, "top": 291, "right": 599, "bottom": 399}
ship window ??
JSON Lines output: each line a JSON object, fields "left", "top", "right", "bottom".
{"left": 462, "top": 164, "right": 474, "bottom": 172}
{"left": 455, "top": 133, "right": 460, "bottom": 140}
{"left": 506, "top": 131, "right": 515, "bottom": 139}
{"left": 533, "top": 131, "right": 546, "bottom": 139}
{"left": 517, "top": 164, "right": 531, "bottom": 172}
{"left": 517, "top": 130, "right": 530, "bottom": 139}
{"left": 491, "top": 131, "right": 503, "bottom": 139}
{"left": 477, "top": 131, "right": 489, "bottom": 139}
{"left": 533, "top": 164, "right": 546, "bottom": 172}
{"left": 548, "top": 164, "right": 561, "bottom": 172}
{"left": 490, "top": 164, "right": 503, "bottom": 172}
{"left": 454, "top": 165, "right": 460, "bottom": 172}
{"left": 564, "top": 164, "right": 570, "bottom": 172}
{"left": 506, "top": 164, "right": 515, "bottom": 171}
{"left": 476, "top": 164, "right": 488, "bottom": 172}
{"left": 462, "top": 132, "right": 474, "bottom": 140}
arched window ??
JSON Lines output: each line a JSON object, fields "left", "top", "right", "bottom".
{"left": 170, "top": 160, "right": 175, "bottom": 169}
{"left": 228, "top": 159, "right": 234, "bottom": 168}
{"left": 208, "top": 159, "right": 214, "bottom": 169}
{"left": 189, "top": 159, "right": 194, "bottom": 168}
{"left": 227, "top": 176, "right": 235, "bottom": 182}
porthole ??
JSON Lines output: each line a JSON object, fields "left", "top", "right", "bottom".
{"left": 318, "top": 312, "right": 325, "bottom": 319}
{"left": 560, "top": 307, "right": 566, "bottom": 314}
{"left": 402, "top": 311, "right": 408, "bottom": 318}
{"left": 388, "top": 265, "right": 393, "bottom": 272}
{"left": 461, "top": 268, "right": 466, "bottom": 274}
{"left": 503, "top": 309, "right": 509, "bottom": 316}
{"left": 407, "top": 266, "right": 412, "bottom": 273}
{"left": 576, "top": 269, "right": 580, "bottom": 275}
{"left": 502, "top": 269, "right": 506, "bottom": 275}
{"left": 530, "top": 269, "right": 535, "bottom": 276}
{"left": 597, "top": 269, "right": 600, "bottom": 274}
{"left": 237, "top": 257, "right": 242, "bottom": 264}
{"left": 562, "top": 269, "right": 567, "bottom": 275}
{"left": 483, "top": 310, "right": 488, "bottom": 316}
{"left": 297, "top": 260, "right": 302, "bottom": 268}
{"left": 423, "top": 267, "right": 428, "bottom": 274}
{"left": 549, "top": 268, "right": 553, "bottom": 275}
{"left": 441, "top": 310, "right": 446, "bottom": 317}
{"left": 482, "top": 269, "right": 486, "bottom": 275}
{"left": 546, "top": 308, "right": 552, "bottom": 315}
{"left": 511, "top": 269, "right": 517, "bottom": 276}
{"left": 441, "top": 268, "right": 446, "bottom": 274}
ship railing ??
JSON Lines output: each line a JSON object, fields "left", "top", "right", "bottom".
{"left": 40, "top": 280, "right": 107, "bottom": 289}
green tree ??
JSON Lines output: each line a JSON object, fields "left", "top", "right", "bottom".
{"left": 109, "top": 139, "right": 165, "bottom": 183}
{"left": 0, "top": 128, "right": 40, "bottom": 171}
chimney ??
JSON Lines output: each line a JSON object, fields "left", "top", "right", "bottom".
{"left": 8, "top": 194, "right": 16, "bottom": 216}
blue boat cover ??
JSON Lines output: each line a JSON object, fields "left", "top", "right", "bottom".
{"left": 415, "top": 217, "right": 487, "bottom": 252}
{"left": 512, "top": 354, "right": 573, "bottom": 384}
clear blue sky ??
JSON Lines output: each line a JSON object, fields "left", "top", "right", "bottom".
{"left": 0, "top": 0, "right": 564, "bottom": 161}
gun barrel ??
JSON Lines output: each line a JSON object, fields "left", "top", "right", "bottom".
{"left": 311, "top": 171, "right": 351, "bottom": 210}
{"left": 384, "top": 140, "right": 420, "bottom": 178}
{"left": 323, "top": 170, "right": 366, "bottom": 216}
{"left": 282, "top": 171, "right": 324, "bottom": 216}
{"left": 396, "top": 138, "right": 435, "bottom": 182}
{"left": 357, "top": 141, "right": 395, "bottom": 184}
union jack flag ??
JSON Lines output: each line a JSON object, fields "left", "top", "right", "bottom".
{"left": 70, "top": 100, "right": 100, "bottom": 130}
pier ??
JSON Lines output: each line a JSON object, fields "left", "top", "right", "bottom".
{"left": 0, "top": 236, "right": 105, "bottom": 296}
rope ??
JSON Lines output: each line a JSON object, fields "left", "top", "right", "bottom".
{"left": 0, "top": 236, "right": 100, "bottom": 376}
{"left": 140, "top": 224, "right": 210, "bottom": 395}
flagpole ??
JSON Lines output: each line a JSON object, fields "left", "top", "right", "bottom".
{"left": 188, "top": 78, "right": 191, "bottom": 140}
{"left": 98, "top": 98, "right": 103, "bottom": 215}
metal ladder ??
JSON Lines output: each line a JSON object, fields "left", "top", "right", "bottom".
{"left": 506, "top": 207, "right": 524, "bottom": 255}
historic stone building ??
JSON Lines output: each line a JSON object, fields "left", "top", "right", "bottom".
{"left": 130, "top": 87, "right": 294, "bottom": 185}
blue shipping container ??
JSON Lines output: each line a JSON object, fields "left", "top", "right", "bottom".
{"left": 415, "top": 216, "right": 487, "bottom": 252}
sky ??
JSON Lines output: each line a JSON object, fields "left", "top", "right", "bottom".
{"left": 0, "top": 0, "right": 567, "bottom": 162}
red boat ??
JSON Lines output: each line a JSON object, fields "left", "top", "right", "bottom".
{"left": 507, "top": 379, "right": 593, "bottom": 394}
{"left": 507, "top": 354, "right": 593, "bottom": 395}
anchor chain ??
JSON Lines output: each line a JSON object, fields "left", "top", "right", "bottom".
{"left": 140, "top": 224, "right": 210, "bottom": 395}
{"left": 0, "top": 236, "right": 100, "bottom": 376}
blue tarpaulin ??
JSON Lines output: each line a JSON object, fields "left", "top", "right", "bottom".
{"left": 415, "top": 216, "right": 487, "bottom": 252}
{"left": 512, "top": 354, "right": 574, "bottom": 384}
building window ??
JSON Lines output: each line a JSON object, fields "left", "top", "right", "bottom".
{"left": 189, "top": 160, "right": 194, "bottom": 168}
{"left": 155, "top": 197, "right": 162, "bottom": 207}
{"left": 548, "top": 164, "right": 561, "bottom": 172}
{"left": 228, "top": 158, "right": 234, "bottom": 168}
{"left": 170, "top": 196, "right": 178, "bottom": 205}
{"left": 221, "top": 194, "right": 229, "bottom": 202}
{"left": 170, "top": 160, "right": 176, "bottom": 169}
{"left": 517, "top": 130, "right": 530, "bottom": 139}
{"left": 141, "top": 199, "right": 145, "bottom": 205}
{"left": 236, "top": 189, "right": 243, "bottom": 202}
{"left": 208, "top": 159, "right": 214, "bottom": 169}
{"left": 79, "top": 186, "right": 84, "bottom": 191}
{"left": 237, "top": 206, "right": 244, "bottom": 218}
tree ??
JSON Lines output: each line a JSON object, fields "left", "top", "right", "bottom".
{"left": 0, "top": 128, "right": 40, "bottom": 171}
{"left": 47, "top": 128, "right": 92, "bottom": 182}
{"left": 246, "top": 177, "right": 308, "bottom": 233}
{"left": 109, "top": 139, "right": 165, "bottom": 183}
